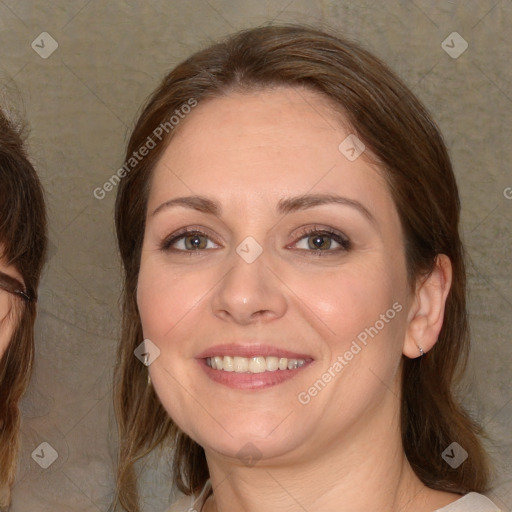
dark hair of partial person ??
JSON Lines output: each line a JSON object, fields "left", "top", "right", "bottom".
{"left": 112, "top": 23, "right": 491, "bottom": 511}
{"left": 0, "top": 108, "right": 47, "bottom": 509}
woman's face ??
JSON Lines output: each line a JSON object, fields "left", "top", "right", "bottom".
{"left": 137, "top": 87, "right": 413, "bottom": 463}
{"left": 0, "top": 258, "right": 23, "bottom": 359}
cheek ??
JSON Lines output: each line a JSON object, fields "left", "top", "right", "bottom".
{"left": 0, "top": 295, "right": 16, "bottom": 359}
{"left": 0, "top": 293, "right": 10, "bottom": 321}
{"left": 136, "top": 259, "right": 215, "bottom": 436}
{"left": 296, "top": 264, "right": 405, "bottom": 391}
{"left": 284, "top": 257, "right": 401, "bottom": 343}
{"left": 136, "top": 261, "right": 212, "bottom": 352}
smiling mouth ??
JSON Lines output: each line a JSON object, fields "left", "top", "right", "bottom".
{"left": 205, "top": 356, "right": 308, "bottom": 373}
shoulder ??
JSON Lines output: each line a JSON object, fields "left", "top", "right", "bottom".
{"left": 435, "top": 492, "right": 502, "bottom": 511}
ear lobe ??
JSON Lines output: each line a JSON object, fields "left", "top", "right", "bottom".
{"left": 403, "top": 254, "right": 453, "bottom": 359}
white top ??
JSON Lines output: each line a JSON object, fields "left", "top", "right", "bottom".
{"left": 434, "top": 493, "right": 501, "bottom": 511}
{"left": 169, "top": 482, "right": 501, "bottom": 512}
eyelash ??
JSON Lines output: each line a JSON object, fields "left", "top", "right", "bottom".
{"left": 293, "top": 226, "right": 351, "bottom": 254}
{"left": 161, "top": 226, "right": 351, "bottom": 256}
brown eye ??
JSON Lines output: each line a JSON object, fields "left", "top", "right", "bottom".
{"left": 294, "top": 228, "right": 350, "bottom": 252}
{"left": 307, "top": 234, "right": 333, "bottom": 250}
{"left": 183, "top": 233, "right": 208, "bottom": 250}
{"left": 161, "top": 230, "right": 220, "bottom": 252}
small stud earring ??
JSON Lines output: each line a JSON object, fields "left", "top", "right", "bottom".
{"left": 417, "top": 345, "right": 424, "bottom": 357}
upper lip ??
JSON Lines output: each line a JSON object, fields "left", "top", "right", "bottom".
{"left": 197, "top": 343, "right": 313, "bottom": 360}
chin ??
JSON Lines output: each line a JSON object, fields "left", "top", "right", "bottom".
{"left": 184, "top": 415, "right": 309, "bottom": 465}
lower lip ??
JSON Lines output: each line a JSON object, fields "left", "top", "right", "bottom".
{"left": 197, "top": 359, "right": 312, "bottom": 390}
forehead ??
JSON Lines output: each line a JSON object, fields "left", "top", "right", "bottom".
{"left": 148, "top": 87, "right": 393, "bottom": 216}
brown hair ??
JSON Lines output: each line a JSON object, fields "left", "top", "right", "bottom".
{"left": 114, "top": 24, "right": 490, "bottom": 511}
{"left": 0, "top": 108, "right": 47, "bottom": 509}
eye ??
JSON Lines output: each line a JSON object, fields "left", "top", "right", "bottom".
{"left": 160, "top": 226, "right": 350, "bottom": 254}
{"left": 292, "top": 227, "right": 350, "bottom": 253}
{"left": 161, "top": 229, "right": 220, "bottom": 252}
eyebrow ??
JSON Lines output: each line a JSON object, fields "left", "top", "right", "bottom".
{"left": 151, "top": 193, "right": 376, "bottom": 226}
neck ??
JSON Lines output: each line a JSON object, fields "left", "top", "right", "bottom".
{"left": 203, "top": 380, "right": 432, "bottom": 512}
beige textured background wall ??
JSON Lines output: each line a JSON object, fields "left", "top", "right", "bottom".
{"left": 0, "top": 1, "right": 510, "bottom": 511}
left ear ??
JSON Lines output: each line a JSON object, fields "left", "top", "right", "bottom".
{"left": 403, "top": 254, "right": 453, "bottom": 358}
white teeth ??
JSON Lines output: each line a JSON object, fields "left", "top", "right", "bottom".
{"left": 223, "top": 356, "right": 234, "bottom": 372}
{"left": 248, "top": 356, "right": 266, "bottom": 373}
{"left": 234, "top": 356, "right": 249, "bottom": 372}
{"left": 206, "top": 356, "right": 307, "bottom": 373}
{"left": 266, "top": 356, "right": 279, "bottom": 371}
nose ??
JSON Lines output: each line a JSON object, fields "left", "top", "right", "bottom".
{"left": 210, "top": 251, "right": 288, "bottom": 325}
